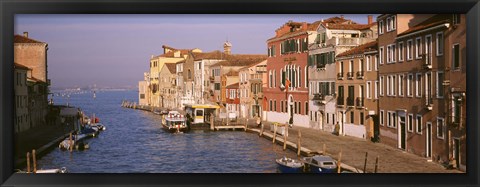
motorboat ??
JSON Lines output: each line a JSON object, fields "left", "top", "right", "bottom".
{"left": 276, "top": 156, "right": 304, "bottom": 173}
{"left": 302, "top": 155, "right": 337, "bottom": 173}
{"left": 162, "top": 111, "right": 188, "bottom": 133}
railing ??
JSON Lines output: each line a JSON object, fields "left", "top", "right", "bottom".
{"left": 356, "top": 71, "right": 364, "bottom": 79}
{"left": 337, "top": 72, "right": 344, "bottom": 80}
{"left": 347, "top": 72, "right": 354, "bottom": 79}
{"left": 422, "top": 54, "right": 432, "bottom": 69}
{"left": 312, "top": 93, "right": 326, "bottom": 105}
{"left": 347, "top": 97, "right": 355, "bottom": 107}
{"left": 356, "top": 97, "right": 364, "bottom": 108}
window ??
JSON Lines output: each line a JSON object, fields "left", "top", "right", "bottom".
{"left": 379, "top": 20, "right": 384, "bottom": 34}
{"left": 366, "top": 81, "right": 371, "bottom": 99}
{"left": 398, "top": 42, "right": 404, "bottom": 62}
{"left": 407, "top": 39, "right": 413, "bottom": 60}
{"left": 350, "top": 111, "right": 354, "bottom": 123}
{"left": 374, "top": 54, "right": 378, "bottom": 71}
{"left": 398, "top": 74, "right": 404, "bottom": 96}
{"left": 360, "top": 112, "right": 364, "bottom": 125}
{"left": 437, "top": 117, "right": 445, "bottom": 139}
{"left": 436, "top": 32, "right": 444, "bottom": 56}
{"left": 379, "top": 47, "right": 384, "bottom": 64}
{"left": 452, "top": 95, "right": 463, "bottom": 125}
{"left": 274, "top": 100, "right": 277, "bottom": 112}
{"left": 425, "top": 35, "right": 432, "bottom": 65}
{"left": 416, "top": 115, "right": 422, "bottom": 134}
{"left": 392, "top": 75, "right": 396, "bottom": 96}
{"left": 386, "top": 76, "right": 391, "bottom": 96}
{"left": 407, "top": 74, "right": 413, "bottom": 97}
{"left": 386, "top": 17, "right": 391, "bottom": 31}
{"left": 392, "top": 112, "right": 397, "bottom": 128}
{"left": 453, "top": 44, "right": 460, "bottom": 70}
{"left": 366, "top": 56, "right": 371, "bottom": 71}
{"left": 305, "top": 102, "right": 308, "bottom": 116}
{"left": 269, "top": 100, "right": 272, "bottom": 111}
{"left": 379, "top": 76, "right": 384, "bottom": 96}
{"left": 281, "top": 100, "right": 284, "bottom": 113}
{"left": 415, "top": 37, "right": 422, "bottom": 59}
{"left": 374, "top": 81, "right": 379, "bottom": 99}
{"left": 387, "top": 112, "right": 391, "bottom": 127}
{"left": 408, "top": 114, "right": 414, "bottom": 132}
{"left": 437, "top": 71, "right": 444, "bottom": 98}
{"left": 380, "top": 110, "right": 384, "bottom": 126}
{"left": 416, "top": 73, "right": 422, "bottom": 97}
{"left": 453, "top": 14, "right": 461, "bottom": 24}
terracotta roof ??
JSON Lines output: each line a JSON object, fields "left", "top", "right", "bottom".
{"left": 224, "top": 70, "right": 239, "bottom": 77}
{"left": 164, "top": 63, "right": 177, "bottom": 74}
{"left": 14, "top": 35, "right": 45, "bottom": 43}
{"left": 322, "top": 16, "right": 356, "bottom": 24}
{"left": 27, "top": 76, "right": 45, "bottom": 83}
{"left": 325, "top": 22, "right": 376, "bottom": 30}
{"left": 211, "top": 54, "right": 267, "bottom": 67}
{"left": 14, "top": 63, "right": 31, "bottom": 70}
{"left": 226, "top": 82, "right": 239, "bottom": 89}
{"left": 337, "top": 40, "right": 378, "bottom": 57}
{"left": 159, "top": 49, "right": 191, "bottom": 58}
{"left": 175, "top": 59, "right": 186, "bottom": 64}
{"left": 192, "top": 50, "right": 225, "bottom": 60}
{"left": 397, "top": 14, "right": 451, "bottom": 37}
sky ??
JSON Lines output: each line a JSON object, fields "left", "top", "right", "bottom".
{"left": 15, "top": 14, "right": 378, "bottom": 89}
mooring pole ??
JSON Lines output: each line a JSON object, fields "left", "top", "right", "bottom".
{"left": 363, "top": 152, "right": 368, "bottom": 173}
{"left": 374, "top": 156, "right": 379, "bottom": 173}
{"left": 297, "top": 131, "right": 301, "bottom": 156}
{"left": 26, "top": 152, "right": 30, "bottom": 173}
{"left": 32, "top": 149, "right": 37, "bottom": 173}
{"left": 272, "top": 123, "right": 277, "bottom": 144}
{"left": 337, "top": 150, "right": 343, "bottom": 173}
{"left": 283, "top": 125, "right": 287, "bottom": 150}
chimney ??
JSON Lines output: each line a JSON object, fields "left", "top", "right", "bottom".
{"left": 23, "top": 32, "right": 28, "bottom": 38}
{"left": 368, "top": 15, "right": 373, "bottom": 24}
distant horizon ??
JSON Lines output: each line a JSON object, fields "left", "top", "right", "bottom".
{"left": 15, "top": 14, "right": 378, "bottom": 88}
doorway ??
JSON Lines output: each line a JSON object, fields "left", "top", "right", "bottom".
{"left": 399, "top": 115, "right": 406, "bottom": 150}
{"left": 454, "top": 138, "right": 460, "bottom": 168}
{"left": 426, "top": 122, "right": 432, "bottom": 158}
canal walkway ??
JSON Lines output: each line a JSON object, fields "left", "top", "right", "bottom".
{"left": 243, "top": 120, "right": 462, "bottom": 173}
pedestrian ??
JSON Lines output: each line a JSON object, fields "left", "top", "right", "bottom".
{"left": 256, "top": 115, "right": 262, "bottom": 128}
{"left": 333, "top": 122, "right": 340, "bottom": 136}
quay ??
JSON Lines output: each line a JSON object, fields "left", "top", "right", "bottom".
{"left": 122, "top": 101, "right": 462, "bottom": 173}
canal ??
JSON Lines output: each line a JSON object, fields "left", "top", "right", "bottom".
{"left": 39, "top": 90, "right": 297, "bottom": 173}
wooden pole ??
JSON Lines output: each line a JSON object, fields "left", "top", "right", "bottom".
{"left": 26, "top": 152, "right": 30, "bottom": 173}
{"left": 272, "top": 123, "right": 277, "bottom": 144}
{"left": 69, "top": 133, "right": 73, "bottom": 152}
{"left": 283, "top": 126, "right": 287, "bottom": 150}
{"left": 297, "top": 130, "right": 301, "bottom": 156}
{"left": 374, "top": 156, "right": 379, "bottom": 173}
{"left": 259, "top": 123, "right": 264, "bottom": 137}
{"left": 32, "top": 149, "right": 37, "bottom": 173}
{"left": 363, "top": 152, "right": 368, "bottom": 173}
{"left": 210, "top": 114, "right": 214, "bottom": 131}
{"left": 337, "top": 149, "right": 342, "bottom": 173}
{"left": 323, "top": 144, "right": 326, "bottom": 155}
{"left": 244, "top": 118, "right": 247, "bottom": 132}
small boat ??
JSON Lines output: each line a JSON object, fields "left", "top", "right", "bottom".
{"left": 302, "top": 155, "right": 337, "bottom": 173}
{"left": 16, "top": 167, "right": 68, "bottom": 173}
{"left": 276, "top": 156, "right": 305, "bottom": 173}
{"left": 162, "top": 111, "right": 188, "bottom": 133}
{"left": 89, "top": 123, "right": 106, "bottom": 131}
{"left": 58, "top": 134, "right": 88, "bottom": 150}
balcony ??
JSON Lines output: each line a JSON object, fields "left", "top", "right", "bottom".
{"left": 347, "top": 72, "right": 354, "bottom": 79}
{"left": 337, "top": 97, "right": 344, "bottom": 107}
{"left": 422, "top": 54, "right": 432, "bottom": 69}
{"left": 250, "top": 74, "right": 263, "bottom": 80}
{"left": 312, "top": 93, "right": 326, "bottom": 105}
{"left": 337, "top": 72, "right": 344, "bottom": 80}
{"left": 356, "top": 97, "right": 364, "bottom": 108}
{"left": 356, "top": 71, "right": 364, "bottom": 79}
{"left": 347, "top": 97, "right": 355, "bottom": 108}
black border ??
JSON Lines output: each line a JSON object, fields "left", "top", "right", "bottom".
{"left": 1, "top": 0, "right": 479, "bottom": 186}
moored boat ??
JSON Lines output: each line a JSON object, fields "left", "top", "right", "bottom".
{"left": 276, "top": 156, "right": 304, "bottom": 173}
{"left": 302, "top": 155, "right": 337, "bottom": 173}
{"left": 162, "top": 111, "right": 188, "bottom": 133}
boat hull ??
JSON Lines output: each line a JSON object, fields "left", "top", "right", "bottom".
{"left": 275, "top": 158, "right": 304, "bottom": 173}
{"left": 306, "top": 165, "right": 337, "bottom": 173}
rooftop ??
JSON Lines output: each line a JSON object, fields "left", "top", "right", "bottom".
{"left": 210, "top": 54, "right": 267, "bottom": 67}
{"left": 163, "top": 63, "right": 177, "bottom": 74}
{"left": 397, "top": 14, "right": 451, "bottom": 37}
{"left": 337, "top": 40, "right": 378, "bottom": 57}
{"left": 14, "top": 35, "right": 46, "bottom": 44}
{"left": 14, "top": 63, "right": 31, "bottom": 70}
{"left": 226, "top": 82, "right": 239, "bottom": 89}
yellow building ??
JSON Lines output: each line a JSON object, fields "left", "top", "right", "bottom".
{"left": 148, "top": 45, "right": 201, "bottom": 107}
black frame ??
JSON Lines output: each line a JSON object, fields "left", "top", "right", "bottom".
{"left": 1, "top": 0, "right": 479, "bottom": 186}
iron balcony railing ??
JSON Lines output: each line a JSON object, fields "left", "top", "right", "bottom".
{"left": 347, "top": 97, "right": 355, "bottom": 107}
{"left": 337, "top": 97, "right": 344, "bottom": 106}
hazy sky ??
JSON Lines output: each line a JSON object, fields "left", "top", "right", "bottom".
{"left": 15, "top": 14, "right": 377, "bottom": 89}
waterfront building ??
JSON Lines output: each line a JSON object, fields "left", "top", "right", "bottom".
{"left": 225, "top": 82, "right": 240, "bottom": 118}
{"left": 148, "top": 45, "right": 200, "bottom": 107}
{"left": 264, "top": 20, "right": 317, "bottom": 127}
{"left": 14, "top": 63, "right": 30, "bottom": 133}
{"left": 175, "top": 60, "right": 186, "bottom": 109}
{"left": 308, "top": 16, "right": 377, "bottom": 134}
{"left": 158, "top": 63, "right": 177, "bottom": 109}
{"left": 138, "top": 72, "right": 150, "bottom": 106}
{"left": 377, "top": 14, "right": 466, "bottom": 170}
{"left": 14, "top": 32, "right": 49, "bottom": 129}
{"left": 191, "top": 50, "right": 225, "bottom": 105}
{"left": 210, "top": 54, "right": 267, "bottom": 106}
{"left": 335, "top": 41, "right": 378, "bottom": 140}
{"left": 238, "top": 60, "right": 267, "bottom": 119}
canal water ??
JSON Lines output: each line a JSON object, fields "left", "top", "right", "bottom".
{"left": 39, "top": 90, "right": 297, "bottom": 173}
